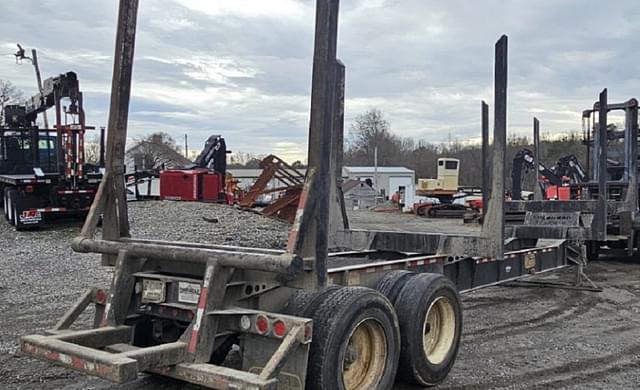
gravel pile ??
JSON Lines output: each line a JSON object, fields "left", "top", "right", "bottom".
{"left": 128, "top": 201, "right": 290, "bottom": 249}
{"left": 0, "top": 200, "right": 290, "bottom": 389}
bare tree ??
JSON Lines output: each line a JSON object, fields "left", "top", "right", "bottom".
{"left": 347, "top": 108, "right": 401, "bottom": 165}
{"left": 127, "top": 132, "right": 189, "bottom": 170}
{"left": 0, "top": 80, "right": 24, "bottom": 124}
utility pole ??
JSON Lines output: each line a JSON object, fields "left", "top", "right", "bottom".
{"left": 15, "top": 44, "right": 49, "bottom": 128}
{"left": 184, "top": 133, "right": 188, "bottom": 159}
{"left": 374, "top": 145, "right": 379, "bottom": 204}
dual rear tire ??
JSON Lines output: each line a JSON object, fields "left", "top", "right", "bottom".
{"left": 285, "top": 272, "right": 462, "bottom": 389}
{"left": 386, "top": 272, "right": 462, "bottom": 386}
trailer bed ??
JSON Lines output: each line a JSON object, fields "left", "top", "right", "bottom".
{"left": 0, "top": 173, "right": 59, "bottom": 185}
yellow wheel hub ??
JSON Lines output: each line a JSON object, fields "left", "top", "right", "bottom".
{"left": 342, "top": 319, "right": 387, "bottom": 389}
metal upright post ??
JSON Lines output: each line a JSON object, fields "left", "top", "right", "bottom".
{"left": 332, "top": 59, "right": 349, "bottom": 230}
{"left": 595, "top": 89, "right": 608, "bottom": 241}
{"left": 294, "top": 0, "right": 340, "bottom": 289}
{"left": 31, "top": 49, "right": 49, "bottom": 129}
{"left": 184, "top": 133, "right": 189, "bottom": 159}
{"left": 80, "top": 0, "right": 139, "bottom": 266}
{"left": 622, "top": 100, "right": 638, "bottom": 252}
{"left": 481, "top": 35, "right": 507, "bottom": 262}
{"left": 99, "top": 127, "right": 106, "bottom": 168}
{"left": 533, "top": 117, "right": 542, "bottom": 200}
{"left": 481, "top": 101, "right": 489, "bottom": 221}
{"left": 374, "top": 146, "right": 379, "bottom": 201}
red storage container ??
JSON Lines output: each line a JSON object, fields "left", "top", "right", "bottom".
{"left": 202, "top": 172, "right": 222, "bottom": 202}
{"left": 545, "top": 185, "right": 570, "bottom": 201}
{"left": 160, "top": 169, "right": 206, "bottom": 201}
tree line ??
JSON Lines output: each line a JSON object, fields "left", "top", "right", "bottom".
{"left": 344, "top": 109, "right": 592, "bottom": 191}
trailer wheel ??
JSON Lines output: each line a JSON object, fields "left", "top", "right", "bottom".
{"left": 394, "top": 273, "right": 462, "bottom": 386}
{"left": 376, "top": 270, "right": 415, "bottom": 304}
{"left": 282, "top": 285, "right": 340, "bottom": 317}
{"left": 306, "top": 287, "right": 400, "bottom": 390}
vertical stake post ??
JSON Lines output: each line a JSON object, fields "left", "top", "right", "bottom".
{"left": 481, "top": 35, "right": 507, "bottom": 262}
{"left": 481, "top": 101, "right": 489, "bottom": 221}
{"left": 533, "top": 117, "right": 542, "bottom": 200}
{"left": 596, "top": 89, "right": 608, "bottom": 241}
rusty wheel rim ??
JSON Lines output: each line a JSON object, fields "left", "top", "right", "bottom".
{"left": 342, "top": 318, "right": 387, "bottom": 389}
{"left": 423, "top": 296, "right": 456, "bottom": 365}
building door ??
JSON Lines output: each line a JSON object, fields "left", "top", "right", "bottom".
{"left": 388, "top": 176, "right": 412, "bottom": 195}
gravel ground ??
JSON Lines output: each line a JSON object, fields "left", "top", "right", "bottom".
{"left": 2, "top": 203, "right": 640, "bottom": 389}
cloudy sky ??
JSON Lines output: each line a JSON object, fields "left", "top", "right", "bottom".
{"left": 1, "top": 0, "right": 638, "bottom": 162}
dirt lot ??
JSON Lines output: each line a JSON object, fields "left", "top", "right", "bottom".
{"left": 2, "top": 203, "right": 640, "bottom": 389}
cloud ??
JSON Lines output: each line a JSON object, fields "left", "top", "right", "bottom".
{"left": 0, "top": 0, "right": 639, "bottom": 162}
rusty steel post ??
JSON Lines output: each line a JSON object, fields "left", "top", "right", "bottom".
{"left": 332, "top": 59, "right": 349, "bottom": 231}
{"left": 481, "top": 35, "right": 507, "bottom": 261}
{"left": 99, "top": 127, "right": 106, "bottom": 168}
{"left": 533, "top": 117, "right": 542, "bottom": 200}
{"left": 298, "top": 0, "right": 340, "bottom": 288}
{"left": 481, "top": 101, "right": 489, "bottom": 221}
{"left": 81, "top": 0, "right": 138, "bottom": 256}
{"left": 596, "top": 89, "right": 608, "bottom": 241}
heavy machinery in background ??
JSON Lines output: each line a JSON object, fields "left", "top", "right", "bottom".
{"left": 506, "top": 95, "right": 640, "bottom": 263}
{"left": 0, "top": 71, "right": 102, "bottom": 230}
{"left": 511, "top": 148, "right": 586, "bottom": 201}
{"left": 159, "top": 135, "right": 230, "bottom": 203}
{"left": 239, "top": 154, "right": 305, "bottom": 223}
{"left": 414, "top": 157, "right": 482, "bottom": 218}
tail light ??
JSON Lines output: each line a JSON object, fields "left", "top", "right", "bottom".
{"left": 256, "top": 315, "right": 269, "bottom": 334}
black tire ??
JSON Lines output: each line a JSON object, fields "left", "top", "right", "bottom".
{"left": 307, "top": 286, "right": 400, "bottom": 390}
{"left": 282, "top": 285, "right": 341, "bottom": 318}
{"left": 2, "top": 188, "right": 8, "bottom": 221}
{"left": 6, "top": 189, "right": 17, "bottom": 226}
{"left": 376, "top": 270, "right": 415, "bottom": 304}
{"left": 10, "top": 190, "right": 26, "bottom": 231}
{"left": 394, "top": 273, "right": 462, "bottom": 386}
{"left": 586, "top": 241, "right": 600, "bottom": 261}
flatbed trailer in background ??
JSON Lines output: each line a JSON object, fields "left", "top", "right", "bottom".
{"left": 0, "top": 71, "right": 102, "bottom": 230}
{"left": 19, "top": 2, "right": 609, "bottom": 390}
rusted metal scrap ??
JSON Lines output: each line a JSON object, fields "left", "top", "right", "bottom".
{"left": 239, "top": 154, "right": 304, "bottom": 223}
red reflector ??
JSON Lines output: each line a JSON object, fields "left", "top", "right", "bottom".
{"left": 25, "top": 185, "right": 34, "bottom": 193}
{"left": 273, "top": 320, "right": 287, "bottom": 337}
{"left": 94, "top": 289, "right": 107, "bottom": 305}
{"left": 256, "top": 315, "right": 269, "bottom": 334}
{"left": 304, "top": 324, "right": 313, "bottom": 340}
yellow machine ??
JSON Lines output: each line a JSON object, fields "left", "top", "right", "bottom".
{"left": 418, "top": 158, "right": 460, "bottom": 192}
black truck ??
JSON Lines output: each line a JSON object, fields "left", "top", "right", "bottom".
{"left": 1, "top": 71, "right": 102, "bottom": 230}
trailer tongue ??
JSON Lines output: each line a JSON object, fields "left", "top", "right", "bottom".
{"left": 19, "top": 1, "right": 600, "bottom": 389}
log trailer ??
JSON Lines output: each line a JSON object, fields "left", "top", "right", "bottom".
{"left": 20, "top": 1, "right": 614, "bottom": 389}
{"left": 0, "top": 71, "right": 102, "bottom": 230}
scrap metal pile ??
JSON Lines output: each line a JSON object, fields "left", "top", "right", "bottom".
{"left": 239, "top": 154, "right": 305, "bottom": 223}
